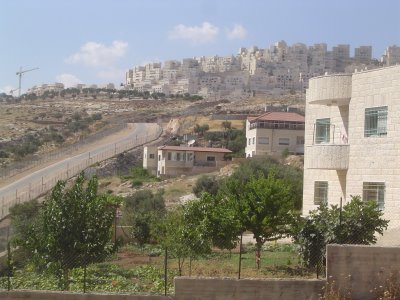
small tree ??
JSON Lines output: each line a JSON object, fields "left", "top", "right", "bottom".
{"left": 25, "top": 173, "right": 121, "bottom": 290}
{"left": 192, "top": 175, "right": 220, "bottom": 197}
{"left": 293, "top": 195, "right": 389, "bottom": 270}
{"left": 123, "top": 190, "right": 166, "bottom": 246}
{"left": 223, "top": 172, "right": 298, "bottom": 269}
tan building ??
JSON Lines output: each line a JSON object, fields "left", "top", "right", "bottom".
{"left": 303, "top": 65, "right": 400, "bottom": 226}
{"left": 245, "top": 112, "right": 305, "bottom": 158}
{"left": 143, "top": 146, "right": 232, "bottom": 177}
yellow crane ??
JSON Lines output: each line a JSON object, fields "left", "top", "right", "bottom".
{"left": 16, "top": 67, "right": 39, "bottom": 97}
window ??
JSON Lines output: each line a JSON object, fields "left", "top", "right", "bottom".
{"left": 167, "top": 152, "right": 171, "bottom": 160}
{"left": 279, "top": 138, "right": 290, "bottom": 145}
{"left": 183, "top": 153, "right": 186, "bottom": 161}
{"left": 252, "top": 137, "right": 255, "bottom": 144}
{"left": 207, "top": 156, "right": 216, "bottom": 161}
{"left": 315, "top": 118, "right": 330, "bottom": 144}
{"left": 149, "top": 154, "right": 155, "bottom": 159}
{"left": 248, "top": 138, "right": 251, "bottom": 145}
{"left": 363, "top": 182, "right": 385, "bottom": 210}
{"left": 296, "top": 136, "right": 304, "bottom": 145}
{"left": 187, "top": 153, "right": 193, "bottom": 161}
{"left": 314, "top": 181, "right": 328, "bottom": 205}
{"left": 364, "top": 106, "right": 388, "bottom": 137}
{"left": 258, "top": 137, "right": 269, "bottom": 144}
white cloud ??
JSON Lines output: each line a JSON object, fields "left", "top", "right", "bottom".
{"left": 226, "top": 24, "right": 247, "bottom": 40}
{"left": 97, "top": 69, "right": 125, "bottom": 82}
{"left": 56, "top": 73, "right": 82, "bottom": 88}
{"left": 169, "top": 22, "right": 219, "bottom": 45}
{"left": 66, "top": 40, "right": 128, "bottom": 67}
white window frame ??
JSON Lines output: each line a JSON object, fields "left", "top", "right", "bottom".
{"left": 278, "top": 138, "right": 290, "bottom": 146}
{"left": 364, "top": 106, "right": 388, "bottom": 137}
{"left": 363, "top": 182, "right": 385, "bottom": 210}
{"left": 314, "top": 181, "right": 328, "bottom": 205}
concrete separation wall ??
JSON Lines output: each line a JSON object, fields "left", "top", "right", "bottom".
{"left": 326, "top": 244, "right": 400, "bottom": 300}
{"left": 0, "top": 290, "right": 172, "bottom": 300}
{"left": 174, "top": 277, "right": 324, "bottom": 300}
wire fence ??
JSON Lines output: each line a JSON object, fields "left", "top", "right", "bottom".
{"left": 0, "top": 123, "right": 128, "bottom": 180}
{"left": 0, "top": 207, "right": 397, "bottom": 296}
{"left": 0, "top": 125, "right": 162, "bottom": 221}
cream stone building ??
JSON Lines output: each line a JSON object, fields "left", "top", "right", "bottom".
{"left": 303, "top": 65, "right": 400, "bottom": 226}
{"left": 143, "top": 145, "right": 232, "bottom": 177}
{"left": 245, "top": 112, "right": 305, "bottom": 158}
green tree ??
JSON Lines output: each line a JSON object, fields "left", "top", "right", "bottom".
{"left": 9, "top": 200, "right": 41, "bottom": 248}
{"left": 25, "top": 173, "right": 121, "bottom": 290}
{"left": 293, "top": 195, "right": 389, "bottom": 270}
{"left": 123, "top": 190, "right": 166, "bottom": 246}
{"left": 193, "top": 124, "right": 209, "bottom": 136}
{"left": 224, "top": 172, "right": 298, "bottom": 268}
{"left": 192, "top": 175, "right": 220, "bottom": 197}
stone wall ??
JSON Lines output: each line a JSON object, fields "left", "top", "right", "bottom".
{"left": 0, "top": 291, "right": 172, "bottom": 300}
{"left": 174, "top": 277, "right": 324, "bottom": 300}
{"left": 326, "top": 244, "right": 400, "bottom": 300}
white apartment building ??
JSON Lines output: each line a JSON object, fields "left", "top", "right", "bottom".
{"left": 381, "top": 45, "right": 400, "bottom": 66}
{"left": 245, "top": 112, "right": 305, "bottom": 158}
{"left": 303, "top": 65, "right": 400, "bottom": 225}
{"left": 27, "top": 82, "right": 64, "bottom": 95}
{"left": 124, "top": 41, "right": 399, "bottom": 99}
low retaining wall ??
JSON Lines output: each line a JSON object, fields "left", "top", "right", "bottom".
{"left": 0, "top": 290, "right": 172, "bottom": 300}
{"left": 326, "top": 244, "right": 400, "bottom": 300}
{"left": 174, "top": 277, "right": 324, "bottom": 300}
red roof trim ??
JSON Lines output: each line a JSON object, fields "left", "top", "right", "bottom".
{"left": 158, "top": 145, "right": 232, "bottom": 153}
{"left": 247, "top": 112, "right": 305, "bottom": 123}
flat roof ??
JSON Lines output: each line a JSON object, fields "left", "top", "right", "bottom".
{"left": 158, "top": 145, "right": 232, "bottom": 153}
{"left": 248, "top": 112, "right": 305, "bottom": 123}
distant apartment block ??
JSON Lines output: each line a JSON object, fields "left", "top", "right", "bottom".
{"left": 245, "top": 112, "right": 305, "bottom": 158}
{"left": 126, "top": 41, "right": 399, "bottom": 99}
{"left": 27, "top": 82, "right": 64, "bottom": 96}
{"left": 381, "top": 45, "right": 400, "bottom": 66}
{"left": 303, "top": 65, "right": 400, "bottom": 224}
{"left": 143, "top": 145, "right": 232, "bottom": 177}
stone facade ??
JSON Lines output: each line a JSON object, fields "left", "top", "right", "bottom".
{"left": 303, "top": 65, "right": 400, "bottom": 226}
{"left": 143, "top": 146, "right": 231, "bottom": 177}
{"left": 125, "top": 41, "right": 399, "bottom": 98}
{"left": 245, "top": 112, "right": 305, "bottom": 157}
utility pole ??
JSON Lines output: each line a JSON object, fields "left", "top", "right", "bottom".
{"left": 16, "top": 67, "right": 39, "bottom": 97}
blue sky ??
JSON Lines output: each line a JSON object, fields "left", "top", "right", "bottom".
{"left": 1, "top": 0, "right": 399, "bottom": 93}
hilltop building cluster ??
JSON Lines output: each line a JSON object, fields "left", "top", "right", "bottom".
{"left": 27, "top": 83, "right": 115, "bottom": 96}
{"left": 125, "top": 42, "right": 400, "bottom": 99}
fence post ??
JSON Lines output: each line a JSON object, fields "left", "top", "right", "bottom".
{"left": 238, "top": 232, "right": 243, "bottom": 279}
{"left": 83, "top": 264, "right": 87, "bottom": 293}
{"left": 7, "top": 241, "right": 11, "bottom": 291}
{"left": 164, "top": 247, "right": 168, "bottom": 296}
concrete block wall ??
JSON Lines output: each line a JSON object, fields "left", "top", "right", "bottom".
{"left": 174, "top": 277, "right": 324, "bottom": 300}
{"left": 326, "top": 244, "right": 400, "bottom": 300}
{"left": 0, "top": 291, "right": 172, "bottom": 300}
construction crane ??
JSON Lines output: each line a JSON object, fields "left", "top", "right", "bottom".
{"left": 16, "top": 67, "right": 39, "bottom": 97}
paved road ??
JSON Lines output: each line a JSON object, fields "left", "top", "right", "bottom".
{"left": 0, "top": 123, "right": 161, "bottom": 219}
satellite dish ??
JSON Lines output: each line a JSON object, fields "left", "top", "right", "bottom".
{"left": 188, "top": 139, "right": 195, "bottom": 146}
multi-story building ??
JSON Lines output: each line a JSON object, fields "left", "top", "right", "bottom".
{"left": 303, "top": 65, "right": 400, "bottom": 225}
{"left": 124, "top": 41, "right": 395, "bottom": 98}
{"left": 381, "top": 45, "right": 400, "bottom": 66}
{"left": 143, "top": 145, "right": 232, "bottom": 177}
{"left": 245, "top": 112, "right": 305, "bottom": 158}
{"left": 27, "top": 83, "right": 64, "bottom": 96}
{"left": 354, "top": 46, "right": 372, "bottom": 65}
